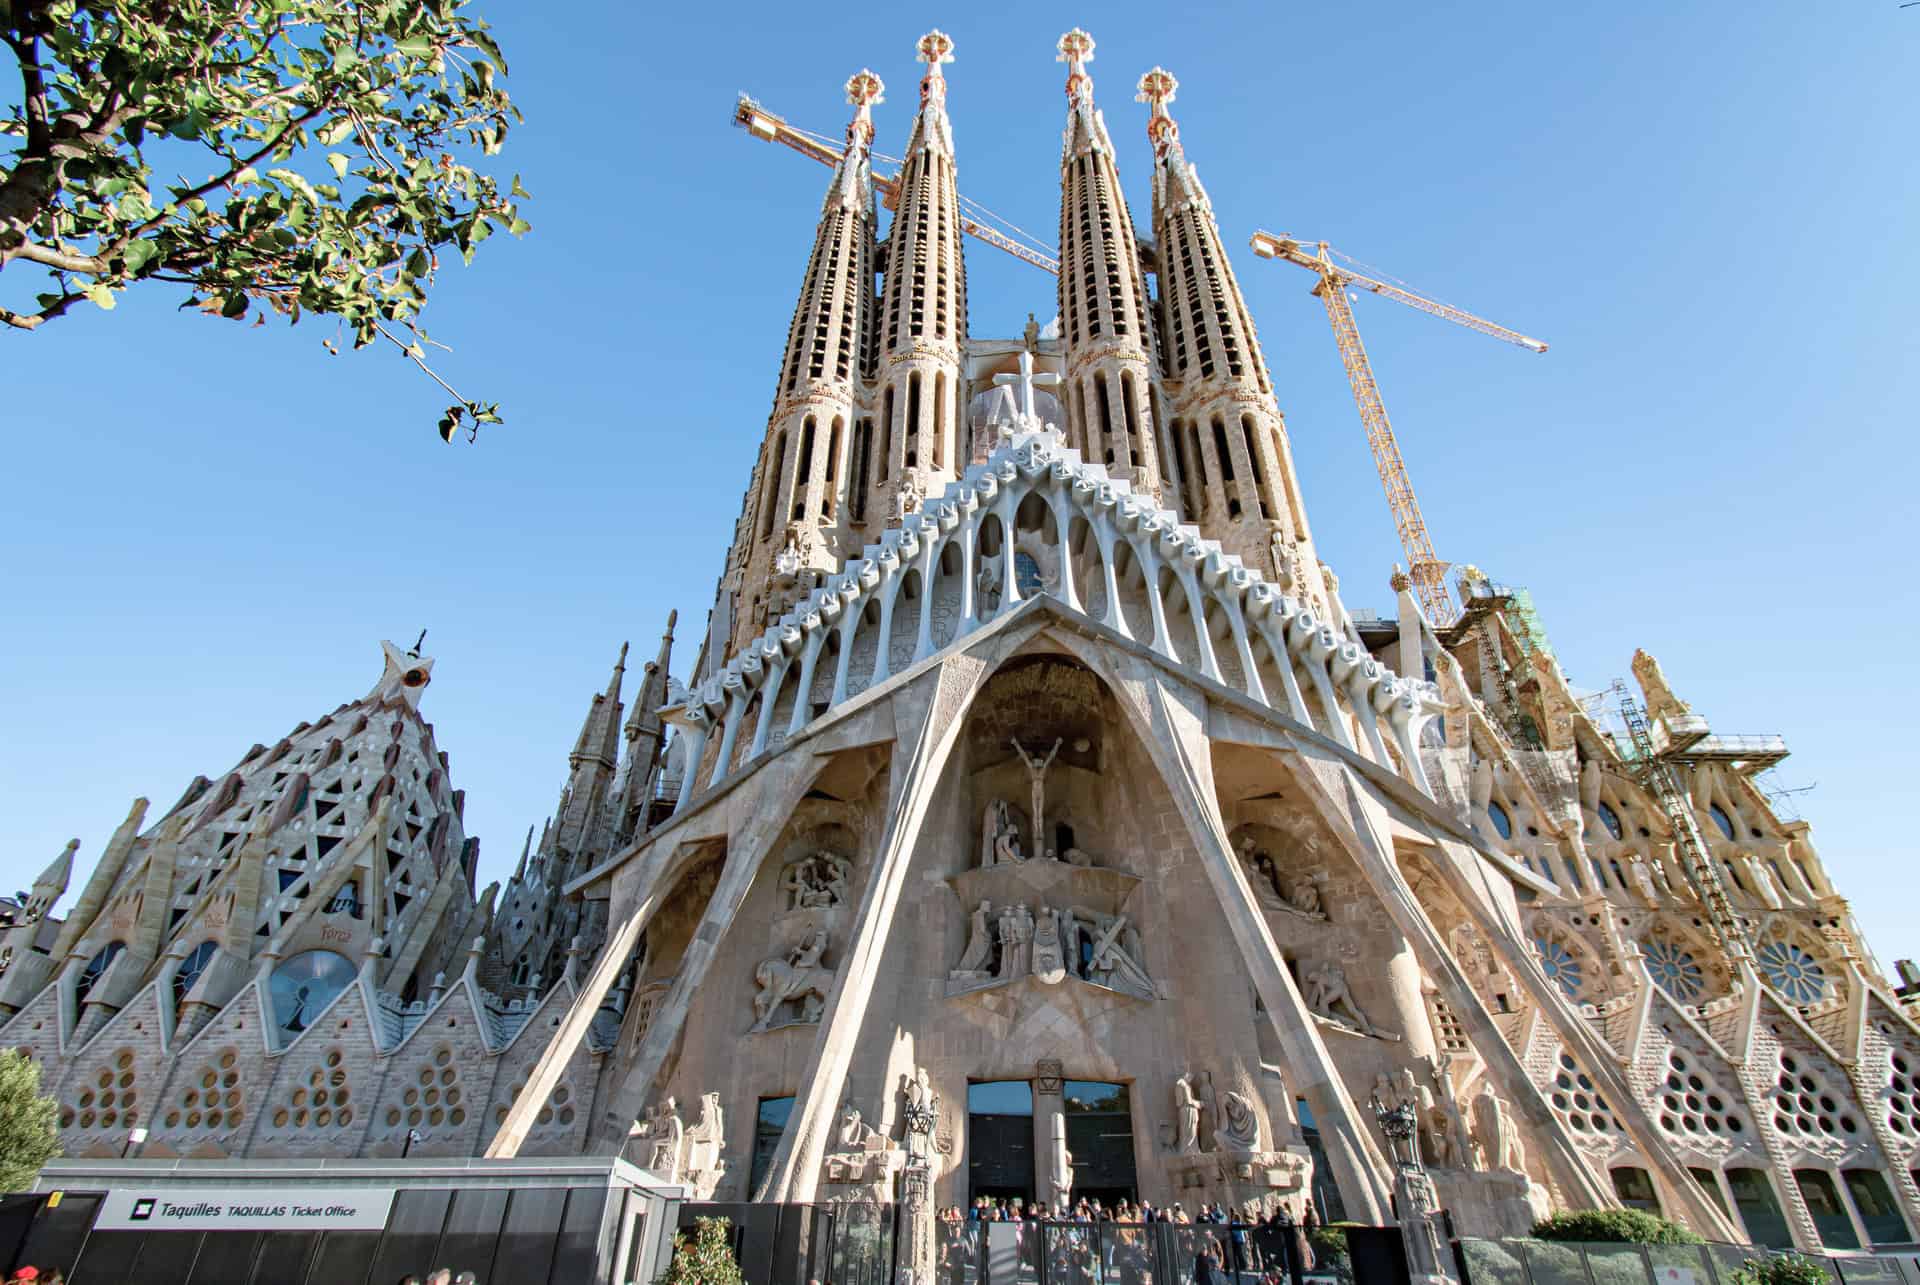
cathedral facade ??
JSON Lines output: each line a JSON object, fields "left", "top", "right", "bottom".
{"left": 7, "top": 29, "right": 1917, "bottom": 1259}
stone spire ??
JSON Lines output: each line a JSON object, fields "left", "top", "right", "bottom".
{"left": 1140, "top": 67, "right": 1322, "bottom": 605}
{"left": 868, "top": 32, "right": 969, "bottom": 522}
{"left": 569, "top": 641, "right": 628, "bottom": 773}
{"left": 23, "top": 839, "right": 76, "bottom": 922}
{"left": 1055, "top": 30, "right": 1167, "bottom": 498}
{"left": 723, "top": 72, "right": 885, "bottom": 664}
{"left": 616, "top": 610, "right": 678, "bottom": 845}
{"left": 553, "top": 642, "right": 627, "bottom": 867}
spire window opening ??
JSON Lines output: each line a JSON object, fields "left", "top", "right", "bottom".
{"left": 1185, "top": 422, "right": 1209, "bottom": 517}
{"left": 1211, "top": 417, "right": 1242, "bottom": 518}
{"left": 933, "top": 371, "right": 946, "bottom": 469}
{"left": 1096, "top": 377, "right": 1115, "bottom": 466}
{"left": 881, "top": 388, "right": 895, "bottom": 483}
{"left": 791, "top": 417, "right": 817, "bottom": 521}
{"left": 1120, "top": 370, "right": 1142, "bottom": 466}
{"left": 1240, "top": 415, "right": 1276, "bottom": 521}
{"left": 823, "top": 417, "right": 843, "bottom": 518}
{"left": 906, "top": 373, "right": 922, "bottom": 469}
{"left": 760, "top": 430, "right": 786, "bottom": 540}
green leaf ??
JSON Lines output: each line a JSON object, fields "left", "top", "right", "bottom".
{"left": 396, "top": 35, "right": 434, "bottom": 58}
{"left": 510, "top": 175, "right": 530, "bottom": 199}
{"left": 83, "top": 284, "right": 117, "bottom": 310}
{"left": 221, "top": 292, "right": 249, "bottom": 319}
{"left": 405, "top": 248, "right": 430, "bottom": 278}
{"left": 327, "top": 152, "right": 350, "bottom": 179}
{"left": 121, "top": 239, "right": 161, "bottom": 274}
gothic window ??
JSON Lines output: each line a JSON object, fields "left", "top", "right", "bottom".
{"left": 511, "top": 954, "right": 531, "bottom": 987}
{"left": 327, "top": 879, "right": 363, "bottom": 919}
{"left": 1534, "top": 936, "right": 1584, "bottom": 998}
{"left": 1014, "top": 553, "right": 1043, "bottom": 598}
{"left": 269, "top": 949, "right": 356, "bottom": 1037}
{"left": 1842, "top": 1169, "right": 1911, "bottom": 1244}
{"left": 933, "top": 372, "right": 946, "bottom": 469}
{"left": 1757, "top": 940, "right": 1827, "bottom": 1004}
{"left": 172, "top": 940, "right": 218, "bottom": 1007}
{"left": 1611, "top": 1167, "right": 1660, "bottom": 1212}
{"left": 906, "top": 373, "right": 922, "bottom": 468}
{"left": 1210, "top": 417, "right": 1241, "bottom": 518}
{"left": 760, "top": 431, "right": 786, "bottom": 541}
{"left": 1642, "top": 938, "right": 1705, "bottom": 1003}
{"left": 75, "top": 941, "right": 124, "bottom": 1004}
{"left": 792, "top": 417, "right": 817, "bottom": 520}
{"left": 853, "top": 418, "right": 873, "bottom": 522}
{"left": 881, "top": 388, "right": 894, "bottom": 483}
{"left": 1119, "top": 371, "right": 1141, "bottom": 464}
{"left": 750, "top": 1095, "right": 796, "bottom": 1194}
{"left": 1095, "top": 377, "right": 1114, "bottom": 464}
{"left": 1709, "top": 804, "right": 1736, "bottom": 841}
{"left": 1597, "top": 801, "right": 1624, "bottom": 841}
{"left": 1486, "top": 802, "right": 1513, "bottom": 842}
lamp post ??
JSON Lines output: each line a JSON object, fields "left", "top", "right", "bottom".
{"left": 121, "top": 1126, "right": 149, "bottom": 1159}
{"left": 402, "top": 1127, "right": 423, "bottom": 1158}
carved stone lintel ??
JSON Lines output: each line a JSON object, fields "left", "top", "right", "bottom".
{"left": 1035, "top": 1059, "right": 1063, "bottom": 1096}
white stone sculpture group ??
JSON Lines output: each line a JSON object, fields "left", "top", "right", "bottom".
{"left": 1369, "top": 1057, "right": 1525, "bottom": 1175}
{"left": 634, "top": 1091, "right": 728, "bottom": 1196}
{"left": 1304, "top": 960, "right": 1397, "bottom": 1039}
{"left": 978, "top": 737, "right": 1097, "bottom": 867}
{"left": 1235, "top": 835, "right": 1324, "bottom": 919}
{"left": 1170, "top": 1072, "right": 1263, "bottom": 1155}
{"left": 751, "top": 927, "right": 836, "bottom": 1031}
{"left": 780, "top": 850, "right": 852, "bottom": 912}
{"left": 950, "top": 898, "right": 1152, "bottom": 997}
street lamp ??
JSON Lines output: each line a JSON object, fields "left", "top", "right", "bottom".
{"left": 121, "top": 1126, "right": 149, "bottom": 1159}
{"left": 402, "top": 1128, "right": 423, "bottom": 1158}
{"left": 1368, "top": 1093, "right": 1421, "bottom": 1169}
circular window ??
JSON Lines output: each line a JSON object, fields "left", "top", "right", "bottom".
{"left": 1535, "top": 937, "right": 1584, "bottom": 998}
{"left": 269, "top": 950, "right": 357, "bottom": 1037}
{"left": 1757, "top": 941, "right": 1827, "bottom": 1005}
{"left": 1643, "top": 939, "right": 1705, "bottom": 1003}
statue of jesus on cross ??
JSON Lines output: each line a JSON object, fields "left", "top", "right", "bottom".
{"left": 1011, "top": 737, "right": 1063, "bottom": 859}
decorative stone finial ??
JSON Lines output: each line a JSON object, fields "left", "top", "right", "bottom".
{"left": 1136, "top": 66, "right": 1179, "bottom": 150}
{"left": 844, "top": 69, "right": 884, "bottom": 147}
{"left": 916, "top": 30, "right": 954, "bottom": 68}
{"left": 1390, "top": 566, "right": 1413, "bottom": 593}
{"left": 1058, "top": 29, "right": 1095, "bottom": 101}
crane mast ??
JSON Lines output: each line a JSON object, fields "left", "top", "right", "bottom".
{"left": 1251, "top": 232, "right": 1547, "bottom": 627}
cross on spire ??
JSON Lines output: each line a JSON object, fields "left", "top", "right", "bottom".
{"left": 916, "top": 30, "right": 953, "bottom": 107}
{"left": 844, "top": 69, "right": 883, "bottom": 146}
{"left": 1057, "top": 28, "right": 1095, "bottom": 101}
{"left": 1136, "top": 66, "right": 1180, "bottom": 151}
{"left": 992, "top": 351, "right": 1063, "bottom": 426}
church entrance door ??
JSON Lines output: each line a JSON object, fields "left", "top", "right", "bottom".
{"left": 1063, "top": 1080, "right": 1137, "bottom": 1205}
{"left": 968, "top": 1081, "right": 1035, "bottom": 1204}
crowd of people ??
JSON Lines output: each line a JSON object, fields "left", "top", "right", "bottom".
{"left": 935, "top": 1194, "right": 1323, "bottom": 1285}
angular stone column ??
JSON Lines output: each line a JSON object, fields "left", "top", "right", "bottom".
{"left": 1105, "top": 657, "right": 1393, "bottom": 1224}
{"left": 755, "top": 654, "right": 990, "bottom": 1203}
{"left": 486, "top": 752, "right": 818, "bottom": 1159}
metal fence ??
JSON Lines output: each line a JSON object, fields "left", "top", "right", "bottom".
{"left": 936, "top": 1219, "right": 1306, "bottom": 1285}
{"left": 1457, "top": 1238, "right": 1920, "bottom": 1285}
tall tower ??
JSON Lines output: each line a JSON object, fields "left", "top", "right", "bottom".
{"left": 867, "top": 31, "right": 969, "bottom": 524}
{"left": 1139, "top": 68, "right": 1323, "bottom": 607}
{"left": 725, "top": 71, "right": 885, "bottom": 661}
{"left": 1055, "top": 29, "right": 1167, "bottom": 499}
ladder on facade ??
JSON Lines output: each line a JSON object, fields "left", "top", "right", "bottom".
{"left": 1613, "top": 685, "right": 1753, "bottom": 965}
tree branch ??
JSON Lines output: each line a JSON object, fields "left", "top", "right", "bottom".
{"left": 0, "top": 290, "right": 81, "bottom": 329}
{"left": 11, "top": 240, "right": 106, "bottom": 273}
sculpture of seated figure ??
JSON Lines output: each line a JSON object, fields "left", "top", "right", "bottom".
{"left": 981, "top": 799, "right": 1026, "bottom": 866}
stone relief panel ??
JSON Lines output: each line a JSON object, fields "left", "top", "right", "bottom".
{"left": 751, "top": 927, "right": 836, "bottom": 1032}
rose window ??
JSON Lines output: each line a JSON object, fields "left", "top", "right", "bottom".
{"left": 1643, "top": 939, "right": 1705, "bottom": 1003}
{"left": 1757, "top": 941, "right": 1827, "bottom": 1005}
{"left": 1535, "top": 937, "right": 1584, "bottom": 998}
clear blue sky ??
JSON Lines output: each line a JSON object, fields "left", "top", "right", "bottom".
{"left": 4, "top": 3, "right": 1916, "bottom": 964}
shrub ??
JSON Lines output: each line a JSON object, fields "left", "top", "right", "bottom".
{"left": 1729, "top": 1253, "right": 1830, "bottom": 1285}
{"left": 0, "top": 1051, "right": 59, "bottom": 1192}
{"left": 656, "top": 1216, "right": 743, "bottom": 1285}
{"left": 1530, "top": 1209, "right": 1704, "bottom": 1245}
{"left": 1308, "top": 1224, "right": 1353, "bottom": 1285}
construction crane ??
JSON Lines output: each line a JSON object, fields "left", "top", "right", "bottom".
{"left": 732, "top": 96, "right": 1546, "bottom": 629}
{"left": 733, "top": 95, "right": 1061, "bottom": 274}
{"left": 1247, "top": 231, "right": 1547, "bottom": 626}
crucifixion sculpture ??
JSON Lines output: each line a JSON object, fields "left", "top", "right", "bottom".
{"left": 1011, "top": 737, "right": 1063, "bottom": 859}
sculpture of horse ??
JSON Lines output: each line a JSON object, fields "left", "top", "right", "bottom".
{"left": 751, "top": 958, "right": 834, "bottom": 1031}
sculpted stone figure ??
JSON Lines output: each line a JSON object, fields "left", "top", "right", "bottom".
{"left": 751, "top": 929, "right": 835, "bottom": 1031}
{"left": 684, "top": 1092, "right": 727, "bottom": 1197}
{"left": 953, "top": 899, "right": 995, "bottom": 978}
{"left": 1305, "top": 961, "right": 1374, "bottom": 1035}
{"left": 982, "top": 799, "right": 1025, "bottom": 866}
{"left": 1215, "top": 1090, "right": 1260, "bottom": 1152}
{"left": 1472, "top": 1082, "right": 1526, "bottom": 1173}
{"left": 1172, "top": 1075, "right": 1203, "bottom": 1154}
{"left": 838, "top": 1101, "right": 882, "bottom": 1150}
{"left": 1287, "top": 877, "right": 1323, "bottom": 917}
{"left": 1011, "top": 737, "right": 1062, "bottom": 858}
{"left": 636, "top": 1096, "right": 685, "bottom": 1180}
{"left": 781, "top": 852, "right": 854, "bottom": 911}
{"left": 1079, "top": 908, "right": 1153, "bottom": 997}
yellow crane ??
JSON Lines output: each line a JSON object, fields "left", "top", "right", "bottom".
{"left": 732, "top": 96, "right": 1549, "bottom": 628}
{"left": 1248, "top": 231, "right": 1547, "bottom": 626}
{"left": 733, "top": 96, "right": 1060, "bottom": 274}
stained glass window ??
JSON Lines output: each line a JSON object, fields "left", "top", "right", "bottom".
{"left": 1643, "top": 939, "right": 1705, "bottom": 1003}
